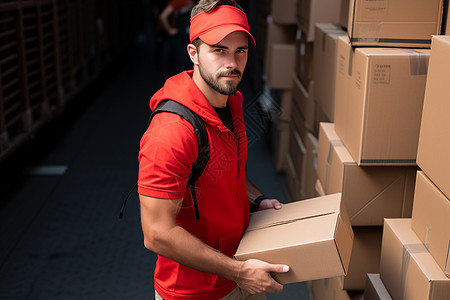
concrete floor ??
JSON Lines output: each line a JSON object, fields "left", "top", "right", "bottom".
{"left": 0, "top": 39, "right": 311, "bottom": 299}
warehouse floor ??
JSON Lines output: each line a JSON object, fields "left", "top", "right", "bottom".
{"left": 0, "top": 38, "right": 311, "bottom": 299}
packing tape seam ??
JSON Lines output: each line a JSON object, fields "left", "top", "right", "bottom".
{"left": 401, "top": 243, "right": 428, "bottom": 297}
{"left": 247, "top": 212, "right": 335, "bottom": 232}
{"left": 409, "top": 51, "right": 429, "bottom": 76}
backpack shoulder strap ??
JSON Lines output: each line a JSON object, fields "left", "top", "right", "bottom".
{"left": 119, "top": 100, "right": 210, "bottom": 219}
{"left": 150, "top": 100, "right": 210, "bottom": 219}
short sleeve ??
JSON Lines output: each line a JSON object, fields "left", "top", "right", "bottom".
{"left": 138, "top": 112, "right": 199, "bottom": 199}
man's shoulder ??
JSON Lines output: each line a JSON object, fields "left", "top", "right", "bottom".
{"left": 143, "top": 112, "right": 198, "bottom": 145}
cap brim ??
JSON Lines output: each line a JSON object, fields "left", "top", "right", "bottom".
{"left": 198, "top": 24, "right": 256, "bottom": 46}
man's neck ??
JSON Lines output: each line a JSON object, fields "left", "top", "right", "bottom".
{"left": 192, "top": 69, "right": 229, "bottom": 108}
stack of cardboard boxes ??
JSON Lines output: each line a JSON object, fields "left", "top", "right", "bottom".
{"left": 266, "top": 0, "right": 342, "bottom": 202}
{"left": 315, "top": 1, "right": 450, "bottom": 299}
{"left": 365, "top": 34, "right": 450, "bottom": 300}
{"left": 264, "top": 0, "right": 450, "bottom": 299}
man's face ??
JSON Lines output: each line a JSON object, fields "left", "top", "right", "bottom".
{"left": 197, "top": 31, "right": 249, "bottom": 95}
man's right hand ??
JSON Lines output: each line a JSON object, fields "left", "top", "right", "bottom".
{"left": 234, "top": 259, "right": 289, "bottom": 294}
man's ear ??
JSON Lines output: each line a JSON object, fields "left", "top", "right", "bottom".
{"left": 187, "top": 44, "right": 199, "bottom": 65}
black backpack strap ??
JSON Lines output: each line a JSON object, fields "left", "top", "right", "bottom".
{"left": 119, "top": 100, "right": 209, "bottom": 219}
{"left": 153, "top": 100, "right": 209, "bottom": 219}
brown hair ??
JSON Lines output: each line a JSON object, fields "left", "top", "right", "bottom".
{"left": 190, "top": 0, "right": 243, "bottom": 19}
{"left": 190, "top": 0, "right": 244, "bottom": 48}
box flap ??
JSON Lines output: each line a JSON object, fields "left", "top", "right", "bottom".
{"left": 247, "top": 193, "right": 342, "bottom": 231}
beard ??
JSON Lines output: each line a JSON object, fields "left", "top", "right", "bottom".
{"left": 198, "top": 63, "right": 243, "bottom": 95}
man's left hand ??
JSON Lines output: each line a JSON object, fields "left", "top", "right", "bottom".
{"left": 258, "top": 199, "right": 282, "bottom": 211}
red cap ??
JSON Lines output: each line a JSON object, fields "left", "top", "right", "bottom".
{"left": 189, "top": 5, "right": 256, "bottom": 46}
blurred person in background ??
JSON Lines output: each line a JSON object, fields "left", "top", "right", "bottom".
{"left": 159, "top": 0, "right": 196, "bottom": 74}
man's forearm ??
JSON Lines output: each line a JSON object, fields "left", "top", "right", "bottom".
{"left": 148, "top": 223, "right": 241, "bottom": 281}
{"left": 148, "top": 223, "right": 287, "bottom": 294}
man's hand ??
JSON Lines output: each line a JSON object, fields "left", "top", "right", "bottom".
{"left": 234, "top": 259, "right": 289, "bottom": 294}
{"left": 258, "top": 198, "right": 282, "bottom": 211}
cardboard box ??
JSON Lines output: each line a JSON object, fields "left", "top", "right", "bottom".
{"left": 364, "top": 274, "right": 393, "bottom": 300}
{"left": 267, "top": 43, "right": 296, "bottom": 90}
{"left": 350, "top": 292, "right": 365, "bottom": 300}
{"left": 313, "top": 23, "right": 347, "bottom": 122}
{"left": 264, "top": 22, "right": 297, "bottom": 76}
{"left": 310, "top": 277, "right": 348, "bottom": 300}
{"left": 347, "top": 0, "right": 444, "bottom": 48}
{"left": 297, "top": 0, "right": 342, "bottom": 42}
{"left": 271, "top": 0, "right": 297, "bottom": 25}
{"left": 290, "top": 94, "right": 309, "bottom": 146}
{"left": 317, "top": 123, "right": 416, "bottom": 226}
{"left": 313, "top": 98, "right": 330, "bottom": 138}
{"left": 315, "top": 178, "right": 325, "bottom": 197}
{"left": 380, "top": 219, "right": 450, "bottom": 300}
{"left": 295, "top": 29, "right": 314, "bottom": 87}
{"left": 303, "top": 132, "right": 318, "bottom": 199}
{"left": 292, "top": 74, "right": 315, "bottom": 135}
{"left": 340, "top": 0, "right": 349, "bottom": 29}
{"left": 310, "top": 277, "right": 365, "bottom": 300}
{"left": 411, "top": 171, "right": 450, "bottom": 277}
{"left": 335, "top": 36, "right": 430, "bottom": 165}
{"left": 285, "top": 153, "right": 305, "bottom": 201}
{"left": 310, "top": 276, "right": 344, "bottom": 300}
{"left": 286, "top": 124, "right": 306, "bottom": 200}
{"left": 417, "top": 36, "right": 450, "bottom": 200}
{"left": 274, "top": 121, "right": 290, "bottom": 173}
{"left": 342, "top": 226, "right": 383, "bottom": 290}
{"left": 235, "top": 193, "right": 354, "bottom": 284}
{"left": 279, "top": 90, "right": 292, "bottom": 122}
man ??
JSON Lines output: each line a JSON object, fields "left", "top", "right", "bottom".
{"left": 138, "top": 1, "right": 289, "bottom": 299}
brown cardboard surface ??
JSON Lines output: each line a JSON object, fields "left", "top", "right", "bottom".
{"left": 417, "top": 36, "right": 450, "bottom": 200}
{"left": 334, "top": 36, "right": 430, "bottom": 165}
{"left": 313, "top": 96, "right": 329, "bottom": 138}
{"left": 315, "top": 179, "right": 325, "bottom": 197}
{"left": 297, "top": 0, "right": 342, "bottom": 42}
{"left": 285, "top": 152, "right": 305, "bottom": 201}
{"left": 313, "top": 23, "right": 347, "bottom": 122}
{"left": 264, "top": 22, "right": 297, "bottom": 75}
{"left": 364, "top": 274, "right": 393, "bottom": 300}
{"left": 340, "top": 0, "right": 349, "bottom": 29}
{"left": 380, "top": 219, "right": 450, "bottom": 300}
{"left": 317, "top": 123, "right": 416, "bottom": 226}
{"left": 286, "top": 125, "right": 306, "bottom": 200}
{"left": 235, "top": 193, "right": 354, "bottom": 284}
{"left": 290, "top": 95, "right": 309, "bottom": 147}
{"left": 274, "top": 122, "right": 290, "bottom": 173}
{"left": 311, "top": 276, "right": 349, "bottom": 300}
{"left": 267, "top": 43, "right": 296, "bottom": 90}
{"left": 349, "top": 291, "right": 365, "bottom": 300}
{"left": 411, "top": 171, "right": 450, "bottom": 277}
{"left": 295, "top": 29, "right": 314, "bottom": 87}
{"left": 311, "top": 278, "right": 365, "bottom": 300}
{"left": 271, "top": 0, "right": 297, "bottom": 25}
{"left": 292, "top": 74, "right": 315, "bottom": 135}
{"left": 304, "top": 132, "right": 318, "bottom": 199}
{"left": 310, "top": 276, "right": 344, "bottom": 300}
{"left": 343, "top": 227, "right": 383, "bottom": 290}
{"left": 280, "top": 90, "right": 292, "bottom": 122}
{"left": 347, "top": 0, "right": 443, "bottom": 47}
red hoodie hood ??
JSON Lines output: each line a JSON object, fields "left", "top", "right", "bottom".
{"left": 149, "top": 71, "right": 243, "bottom": 131}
